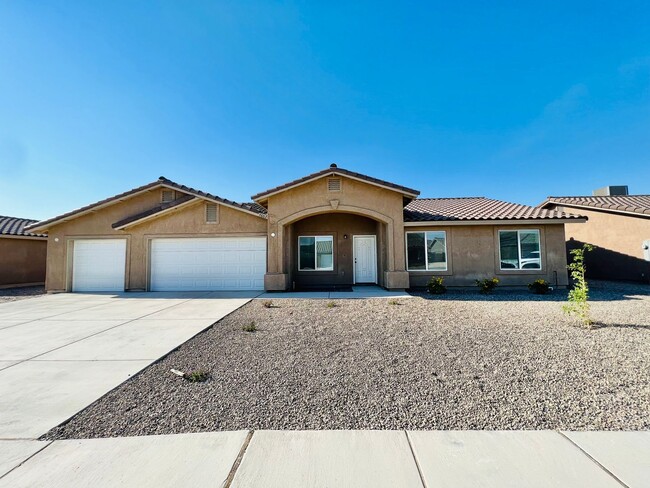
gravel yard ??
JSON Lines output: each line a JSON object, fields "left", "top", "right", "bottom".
{"left": 0, "top": 285, "right": 45, "bottom": 303}
{"left": 45, "top": 282, "right": 650, "bottom": 439}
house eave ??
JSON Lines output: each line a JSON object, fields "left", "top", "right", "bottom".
{"left": 403, "top": 218, "right": 588, "bottom": 227}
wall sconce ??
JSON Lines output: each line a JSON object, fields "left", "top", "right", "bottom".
{"left": 343, "top": 234, "right": 348, "bottom": 239}
{"left": 271, "top": 232, "right": 276, "bottom": 238}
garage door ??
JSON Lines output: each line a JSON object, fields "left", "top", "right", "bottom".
{"left": 72, "top": 239, "right": 127, "bottom": 292}
{"left": 150, "top": 237, "right": 266, "bottom": 291}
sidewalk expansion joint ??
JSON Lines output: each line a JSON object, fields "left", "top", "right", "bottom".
{"left": 224, "top": 430, "right": 254, "bottom": 488}
{"left": 405, "top": 430, "right": 428, "bottom": 488}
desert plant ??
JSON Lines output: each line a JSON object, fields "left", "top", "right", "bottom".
{"left": 563, "top": 244, "right": 595, "bottom": 327}
{"left": 475, "top": 277, "right": 499, "bottom": 294}
{"left": 388, "top": 298, "right": 400, "bottom": 305}
{"left": 242, "top": 321, "right": 257, "bottom": 332}
{"left": 184, "top": 370, "right": 211, "bottom": 383}
{"left": 261, "top": 300, "right": 274, "bottom": 308}
{"left": 426, "top": 276, "right": 447, "bottom": 295}
{"left": 326, "top": 301, "right": 337, "bottom": 308}
{"left": 528, "top": 279, "right": 551, "bottom": 295}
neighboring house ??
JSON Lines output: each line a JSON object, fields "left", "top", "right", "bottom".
{"left": 541, "top": 187, "right": 650, "bottom": 283}
{"left": 26, "top": 165, "right": 584, "bottom": 293}
{"left": 0, "top": 216, "right": 47, "bottom": 288}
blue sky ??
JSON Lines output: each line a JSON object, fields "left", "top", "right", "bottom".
{"left": 1, "top": 1, "right": 649, "bottom": 220}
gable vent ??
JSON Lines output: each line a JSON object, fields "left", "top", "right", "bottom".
{"left": 328, "top": 177, "right": 341, "bottom": 192}
{"left": 205, "top": 203, "right": 218, "bottom": 223}
{"left": 161, "top": 189, "right": 174, "bottom": 203}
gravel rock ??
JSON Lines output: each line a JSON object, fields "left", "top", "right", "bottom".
{"left": 44, "top": 281, "right": 650, "bottom": 439}
{"left": 0, "top": 286, "right": 45, "bottom": 303}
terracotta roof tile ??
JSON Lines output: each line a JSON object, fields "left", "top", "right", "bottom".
{"left": 0, "top": 216, "right": 46, "bottom": 237}
{"left": 112, "top": 195, "right": 197, "bottom": 229}
{"left": 543, "top": 195, "right": 650, "bottom": 217}
{"left": 404, "top": 197, "right": 584, "bottom": 222}
{"left": 251, "top": 165, "right": 419, "bottom": 200}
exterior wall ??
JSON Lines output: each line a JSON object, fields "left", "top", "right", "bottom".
{"left": 44, "top": 189, "right": 267, "bottom": 292}
{"left": 290, "top": 213, "right": 379, "bottom": 288}
{"left": 549, "top": 205, "right": 650, "bottom": 282}
{"left": 263, "top": 175, "right": 409, "bottom": 290}
{"left": 0, "top": 237, "right": 47, "bottom": 287}
{"left": 407, "top": 224, "right": 569, "bottom": 287}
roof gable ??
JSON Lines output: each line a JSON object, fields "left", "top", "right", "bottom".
{"left": 251, "top": 165, "right": 420, "bottom": 201}
{"left": 541, "top": 195, "right": 650, "bottom": 217}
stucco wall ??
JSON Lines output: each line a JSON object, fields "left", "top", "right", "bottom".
{"left": 551, "top": 205, "right": 650, "bottom": 282}
{"left": 44, "top": 188, "right": 267, "bottom": 292}
{"left": 262, "top": 174, "right": 409, "bottom": 289}
{"left": 291, "top": 213, "right": 379, "bottom": 288}
{"left": 407, "top": 224, "right": 569, "bottom": 287}
{"left": 0, "top": 237, "right": 47, "bottom": 287}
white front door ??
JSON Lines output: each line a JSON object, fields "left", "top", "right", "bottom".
{"left": 353, "top": 235, "right": 377, "bottom": 284}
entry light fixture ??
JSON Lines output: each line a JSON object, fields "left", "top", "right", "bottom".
{"left": 271, "top": 232, "right": 276, "bottom": 238}
{"left": 343, "top": 234, "right": 348, "bottom": 239}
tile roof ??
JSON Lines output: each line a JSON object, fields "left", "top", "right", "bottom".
{"left": 251, "top": 165, "right": 420, "bottom": 200}
{"left": 0, "top": 216, "right": 46, "bottom": 238}
{"left": 542, "top": 195, "right": 650, "bottom": 217}
{"left": 404, "top": 197, "right": 585, "bottom": 222}
{"left": 26, "top": 177, "right": 267, "bottom": 232}
{"left": 112, "top": 194, "right": 197, "bottom": 229}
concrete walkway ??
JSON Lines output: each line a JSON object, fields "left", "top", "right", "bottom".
{"left": 0, "top": 292, "right": 258, "bottom": 439}
{"left": 258, "top": 285, "right": 413, "bottom": 299}
{"left": 0, "top": 430, "right": 647, "bottom": 487}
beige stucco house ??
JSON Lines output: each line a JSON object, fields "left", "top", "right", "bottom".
{"left": 0, "top": 216, "right": 47, "bottom": 288}
{"left": 26, "top": 165, "right": 584, "bottom": 293}
{"left": 541, "top": 191, "right": 650, "bottom": 283}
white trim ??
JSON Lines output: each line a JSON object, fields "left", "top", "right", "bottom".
{"left": 254, "top": 171, "right": 419, "bottom": 201}
{"left": 498, "top": 229, "right": 542, "bottom": 271}
{"left": 352, "top": 235, "right": 377, "bottom": 284}
{"left": 404, "top": 218, "right": 586, "bottom": 227}
{"left": 405, "top": 230, "right": 448, "bottom": 272}
{"left": 298, "top": 235, "right": 334, "bottom": 271}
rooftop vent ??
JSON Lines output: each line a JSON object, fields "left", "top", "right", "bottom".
{"left": 328, "top": 177, "right": 341, "bottom": 192}
{"left": 593, "top": 185, "right": 629, "bottom": 196}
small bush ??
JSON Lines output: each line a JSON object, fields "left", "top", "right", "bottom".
{"left": 563, "top": 244, "right": 595, "bottom": 328}
{"left": 326, "top": 301, "right": 337, "bottom": 308}
{"left": 242, "top": 321, "right": 257, "bottom": 332}
{"left": 426, "top": 277, "right": 447, "bottom": 295}
{"left": 184, "top": 370, "right": 210, "bottom": 383}
{"left": 528, "top": 279, "right": 551, "bottom": 295}
{"left": 388, "top": 298, "right": 400, "bottom": 305}
{"left": 475, "top": 277, "right": 499, "bottom": 294}
{"left": 262, "top": 300, "right": 274, "bottom": 308}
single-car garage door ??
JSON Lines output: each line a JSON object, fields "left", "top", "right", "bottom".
{"left": 72, "top": 239, "right": 127, "bottom": 292}
{"left": 150, "top": 237, "right": 266, "bottom": 291}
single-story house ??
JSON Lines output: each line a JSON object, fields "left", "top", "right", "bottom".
{"left": 26, "top": 165, "right": 585, "bottom": 292}
{"left": 540, "top": 187, "right": 650, "bottom": 283}
{"left": 0, "top": 215, "right": 47, "bottom": 288}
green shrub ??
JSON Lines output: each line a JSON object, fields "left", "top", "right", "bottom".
{"left": 262, "top": 300, "right": 274, "bottom": 308}
{"left": 475, "top": 277, "right": 499, "bottom": 294}
{"left": 528, "top": 279, "right": 551, "bottom": 295}
{"left": 326, "top": 301, "right": 337, "bottom": 308}
{"left": 388, "top": 298, "right": 400, "bottom": 305}
{"left": 426, "top": 277, "right": 447, "bottom": 295}
{"left": 184, "top": 370, "right": 210, "bottom": 383}
{"left": 563, "top": 244, "right": 595, "bottom": 328}
{"left": 242, "top": 321, "right": 257, "bottom": 332}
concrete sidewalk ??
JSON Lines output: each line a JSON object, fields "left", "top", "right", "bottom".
{"left": 0, "top": 430, "right": 647, "bottom": 487}
{"left": 0, "top": 292, "right": 257, "bottom": 439}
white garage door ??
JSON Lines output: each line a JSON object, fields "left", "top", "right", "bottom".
{"left": 72, "top": 239, "right": 127, "bottom": 292}
{"left": 150, "top": 237, "right": 266, "bottom": 291}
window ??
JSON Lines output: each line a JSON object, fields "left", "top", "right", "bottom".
{"left": 298, "top": 236, "right": 334, "bottom": 271}
{"left": 161, "top": 190, "right": 174, "bottom": 203}
{"left": 205, "top": 203, "right": 218, "bottom": 223}
{"left": 327, "top": 178, "right": 341, "bottom": 192}
{"left": 499, "top": 230, "right": 541, "bottom": 270}
{"left": 406, "top": 231, "right": 447, "bottom": 271}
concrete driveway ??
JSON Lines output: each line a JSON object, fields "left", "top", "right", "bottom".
{"left": 0, "top": 291, "right": 258, "bottom": 439}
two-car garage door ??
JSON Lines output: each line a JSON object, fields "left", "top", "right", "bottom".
{"left": 150, "top": 237, "right": 266, "bottom": 291}
{"left": 71, "top": 237, "right": 266, "bottom": 292}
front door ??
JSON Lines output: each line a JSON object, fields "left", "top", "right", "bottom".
{"left": 353, "top": 235, "right": 377, "bottom": 284}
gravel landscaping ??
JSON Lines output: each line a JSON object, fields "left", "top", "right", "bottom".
{"left": 45, "top": 282, "right": 650, "bottom": 439}
{"left": 0, "top": 285, "right": 45, "bottom": 303}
